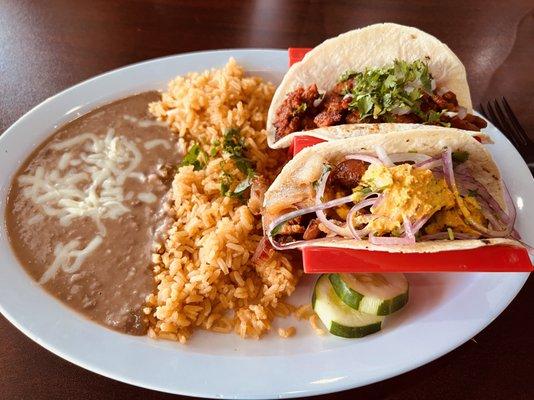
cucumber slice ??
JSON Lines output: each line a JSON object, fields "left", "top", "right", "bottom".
{"left": 329, "top": 273, "right": 409, "bottom": 316}
{"left": 312, "top": 275, "right": 383, "bottom": 338}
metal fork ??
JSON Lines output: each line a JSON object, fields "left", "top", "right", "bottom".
{"left": 479, "top": 97, "right": 534, "bottom": 172}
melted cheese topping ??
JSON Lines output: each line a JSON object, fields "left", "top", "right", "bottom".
{"left": 144, "top": 139, "right": 171, "bottom": 150}
{"left": 123, "top": 114, "right": 167, "bottom": 128}
{"left": 18, "top": 128, "right": 142, "bottom": 232}
{"left": 18, "top": 128, "right": 146, "bottom": 283}
{"left": 39, "top": 236, "right": 103, "bottom": 284}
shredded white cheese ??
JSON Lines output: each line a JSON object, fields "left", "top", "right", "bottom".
{"left": 144, "top": 139, "right": 171, "bottom": 150}
{"left": 123, "top": 114, "right": 167, "bottom": 128}
{"left": 18, "top": 128, "right": 142, "bottom": 232}
{"left": 137, "top": 192, "right": 157, "bottom": 204}
{"left": 39, "top": 236, "right": 103, "bottom": 284}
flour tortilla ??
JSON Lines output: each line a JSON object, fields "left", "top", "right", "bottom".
{"left": 267, "top": 23, "right": 476, "bottom": 149}
{"left": 263, "top": 128, "right": 520, "bottom": 253}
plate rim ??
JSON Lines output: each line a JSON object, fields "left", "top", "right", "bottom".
{"left": 0, "top": 48, "right": 532, "bottom": 399}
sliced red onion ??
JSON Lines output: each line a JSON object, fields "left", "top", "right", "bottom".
{"left": 411, "top": 215, "right": 431, "bottom": 236}
{"left": 369, "top": 232, "right": 415, "bottom": 246}
{"left": 403, "top": 216, "right": 416, "bottom": 242}
{"left": 415, "top": 156, "right": 443, "bottom": 170}
{"left": 371, "top": 193, "right": 385, "bottom": 210}
{"left": 501, "top": 181, "right": 516, "bottom": 235}
{"left": 346, "top": 154, "right": 383, "bottom": 165}
{"left": 457, "top": 106, "right": 467, "bottom": 120}
{"left": 442, "top": 147, "right": 456, "bottom": 189}
{"left": 251, "top": 236, "right": 272, "bottom": 263}
{"left": 315, "top": 170, "right": 352, "bottom": 238}
{"left": 268, "top": 237, "right": 327, "bottom": 251}
{"left": 375, "top": 146, "right": 394, "bottom": 167}
{"left": 346, "top": 197, "right": 378, "bottom": 239}
{"left": 389, "top": 153, "right": 432, "bottom": 164}
{"left": 267, "top": 192, "right": 354, "bottom": 240}
{"left": 456, "top": 172, "right": 509, "bottom": 224}
{"left": 455, "top": 169, "right": 515, "bottom": 236}
{"left": 420, "top": 232, "right": 477, "bottom": 241}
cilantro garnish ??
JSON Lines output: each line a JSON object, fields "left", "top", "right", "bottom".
{"left": 270, "top": 222, "right": 285, "bottom": 236}
{"left": 292, "top": 102, "right": 308, "bottom": 116}
{"left": 180, "top": 143, "right": 208, "bottom": 171}
{"left": 452, "top": 151, "right": 469, "bottom": 164}
{"left": 312, "top": 164, "right": 332, "bottom": 190}
{"left": 218, "top": 128, "right": 256, "bottom": 198}
{"left": 210, "top": 140, "right": 220, "bottom": 157}
{"left": 340, "top": 59, "right": 433, "bottom": 121}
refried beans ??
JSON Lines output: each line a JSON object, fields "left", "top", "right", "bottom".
{"left": 5, "top": 91, "right": 180, "bottom": 335}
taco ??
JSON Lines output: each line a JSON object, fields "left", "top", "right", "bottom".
{"left": 267, "top": 23, "right": 488, "bottom": 149}
{"left": 263, "top": 128, "right": 521, "bottom": 253}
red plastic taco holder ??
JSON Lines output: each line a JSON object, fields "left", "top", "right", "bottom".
{"left": 286, "top": 48, "right": 533, "bottom": 273}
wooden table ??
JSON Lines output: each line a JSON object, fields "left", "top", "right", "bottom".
{"left": 1, "top": 1, "right": 533, "bottom": 399}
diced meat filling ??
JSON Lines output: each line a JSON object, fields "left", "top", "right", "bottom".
{"left": 273, "top": 160, "right": 369, "bottom": 242}
{"left": 273, "top": 81, "right": 487, "bottom": 140}
{"left": 329, "top": 159, "right": 368, "bottom": 190}
{"left": 303, "top": 218, "right": 321, "bottom": 240}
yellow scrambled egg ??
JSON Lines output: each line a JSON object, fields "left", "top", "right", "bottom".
{"left": 351, "top": 163, "right": 486, "bottom": 236}
{"left": 425, "top": 196, "right": 486, "bottom": 236}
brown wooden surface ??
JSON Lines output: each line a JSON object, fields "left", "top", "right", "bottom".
{"left": 1, "top": 1, "right": 533, "bottom": 399}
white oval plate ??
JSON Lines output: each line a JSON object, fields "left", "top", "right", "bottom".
{"left": 0, "top": 50, "right": 532, "bottom": 399}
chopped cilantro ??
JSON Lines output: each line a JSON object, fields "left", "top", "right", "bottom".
{"left": 426, "top": 110, "right": 442, "bottom": 124}
{"left": 220, "top": 169, "right": 233, "bottom": 196}
{"left": 340, "top": 59, "right": 433, "bottom": 121}
{"left": 452, "top": 151, "right": 469, "bottom": 163}
{"left": 218, "top": 128, "right": 256, "bottom": 198}
{"left": 312, "top": 164, "right": 332, "bottom": 190}
{"left": 233, "top": 175, "right": 254, "bottom": 196}
{"left": 270, "top": 222, "right": 285, "bottom": 236}
{"left": 180, "top": 143, "right": 208, "bottom": 171}
{"left": 210, "top": 140, "right": 220, "bottom": 157}
{"left": 222, "top": 128, "right": 246, "bottom": 158}
{"left": 292, "top": 102, "right": 307, "bottom": 116}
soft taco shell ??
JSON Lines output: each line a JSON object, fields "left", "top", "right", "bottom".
{"left": 276, "top": 123, "right": 491, "bottom": 148}
{"left": 267, "top": 23, "right": 474, "bottom": 149}
{"left": 263, "top": 128, "right": 518, "bottom": 253}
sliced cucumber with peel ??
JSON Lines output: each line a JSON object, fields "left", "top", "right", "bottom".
{"left": 312, "top": 275, "right": 384, "bottom": 338}
{"left": 329, "top": 273, "right": 409, "bottom": 316}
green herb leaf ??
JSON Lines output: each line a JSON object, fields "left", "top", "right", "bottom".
{"left": 292, "top": 102, "right": 308, "bottom": 116}
{"left": 223, "top": 128, "right": 246, "bottom": 158}
{"left": 344, "top": 59, "right": 434, "bottom": 122}
{"left": 426, "top": 110, "right": 442, "bottom": 124}
{"left": 180, "top": 143, "right": 207, "bottom": 171}
{"left": 233, "top": 175, "right": 254, "bottom": 195}
{"left": 270, "top": 222, "right": 285, "bottom": 236}
{"left": 219, "top": 169, "right": 232, "bottom": 196}
{"left": 452, "top": 151, "right": 469, "bottom": 164}
{"left": 313, "top": 164, "right": 332, "bottom": 190}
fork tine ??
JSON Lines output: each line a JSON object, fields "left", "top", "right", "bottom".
{"left": 479, "top": 103, "right": 488, "bottom": 120}
{"left": 501, "top": 97, "right": 529, "bottom": 146}
{"left": 487, "top": 99, "right": 521, "bottom": 148}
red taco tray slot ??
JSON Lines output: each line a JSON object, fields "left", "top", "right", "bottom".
{"left": 286, "top": 48, "right": 532, "bottom": 273}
